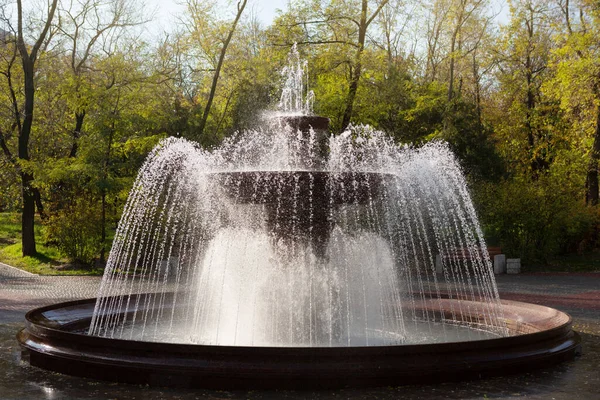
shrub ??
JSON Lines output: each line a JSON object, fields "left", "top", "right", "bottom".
{"left": 43, "top": 199, "right": 103, "bottom": 266}
{"left": 473, "top": 176, "right": 599, "bottom": 263}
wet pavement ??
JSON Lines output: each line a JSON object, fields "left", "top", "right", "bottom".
{"left": 1, "top": 262, "right": 599, "bottom": 399}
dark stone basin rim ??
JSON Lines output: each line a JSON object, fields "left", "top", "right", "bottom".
{"left": 20, "top": 295, "right": 573, "bottom": 352}
{"left": 17, "top": 295, "right": 581, "bottom": 388}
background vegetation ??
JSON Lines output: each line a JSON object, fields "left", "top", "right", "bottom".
{"left": 1, "top": 0, "right": 600, "bottom": 272}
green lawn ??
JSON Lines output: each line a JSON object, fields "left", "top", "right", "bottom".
{"left": 0, "top": 212, "right": 103, "bottom": 276}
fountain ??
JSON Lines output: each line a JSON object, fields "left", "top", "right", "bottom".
{"left": 18, "top": 44, "right": 580, "bottom": 388}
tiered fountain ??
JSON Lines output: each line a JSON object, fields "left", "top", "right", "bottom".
{"left": 18, "top": 45, "right": 580, "bottom": 388}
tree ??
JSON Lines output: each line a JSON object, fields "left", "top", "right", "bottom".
{"left": 197, "top": 0, "right": 247, "bottom": 136}
{"left": 424, "top": 0, "right": 451, "bottom": 82}
{"left": 0, "top": 0, "right": 58, "bottom": 256}
{"left": 445, "top": 0, "right": 489, "bottom": 102}
{"left": 180, "top": 0, "right": 248, "bottom": 141}
{"left": 56, "top": 0, "right": 145, "bottom": 158}
{"left": 492, "top": 0, "right": 558, "bottom": 178}
{"left": 339, "top": 0, "right": 389, "bottom": 131}
{"left": 547, "top": 0, "right": 600, "bottom": 204}
{"left": 269, "top": 0, "right": 390, "bottom": 132}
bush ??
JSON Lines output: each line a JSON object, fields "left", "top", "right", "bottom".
{"left": 474, "top": 176, "right": 599, "bottom": 263}
{"left": 43, "top": 199, "right": 103, "bottom": 266}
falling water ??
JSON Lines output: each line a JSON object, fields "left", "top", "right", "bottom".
{"left": 278, "top": 43, "right": 314, "bottom": 115}
{"left": 88, "top": 46, "right": 508, "bottom": 347}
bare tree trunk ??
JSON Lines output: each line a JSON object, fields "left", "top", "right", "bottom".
{"left": 198, "top": 0, "right": 247, "bottom": 137}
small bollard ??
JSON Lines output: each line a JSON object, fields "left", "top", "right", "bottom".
{"left": 506, "top": 258, "right": 521, "bottom": 274}
{"left": 493, "top": 254, "right": 506, "bottom": 274}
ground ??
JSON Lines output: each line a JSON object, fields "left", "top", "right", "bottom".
{"left": 1, "top": 262, "right": 599, "bottom": 399}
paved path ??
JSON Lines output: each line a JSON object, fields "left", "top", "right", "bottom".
{"left": 1, "top": 266, "right": 599, "bottom": 399}
{"left": 495, "top": 273, "right": 600, "bottom": 319}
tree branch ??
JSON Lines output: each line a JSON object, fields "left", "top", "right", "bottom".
{"left": 270, "top": 40, "right": 359, "bottom": 48}
{"left": 366, "top": 0, "right": 390, "bottom": 27}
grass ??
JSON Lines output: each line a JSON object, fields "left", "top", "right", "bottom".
{"left": 0, "top": 211, "right": 22, "bottom": 244}
{"left": 0, "top": 212, "right": 103, "bottom": 276}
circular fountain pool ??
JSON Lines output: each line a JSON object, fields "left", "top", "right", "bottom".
{"left": 18, "top": 294, "right": 580, "bottom": 388}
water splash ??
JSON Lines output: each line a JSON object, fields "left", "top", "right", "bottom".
{"left": 88, "top": 127, "right": 508, "bottom": 347}
{"left": 277, "top": 43, "right": 314, "bottom": 115}
{"left": 88, "top": 45, "right": 507, "bottom": 347}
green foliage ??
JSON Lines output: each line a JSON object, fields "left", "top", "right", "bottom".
{"left": 442, "top": 100, "right": 505, "bottom": 181}
{"left": 541, "top": 252, "right": 600, "bottom": 273}
{"left": 398, "top": 82, "right": 446, "bottom": 144}
{"left": 354, "top": 58, "right": 415, "bottom": 137}
{"left": 2, "top": 0, "right": 600, "bottom": 274}
{"left": 0, "top": 160, "right": 20, "bottom": 211}
{"left": 475, "top": 176, "right": 598, "bottom": 263}
{"left": 0, "top": 212, "right": 101, "bottom": 275}
{"left": 43, "top": 200, "right": 103, "bottom": 266}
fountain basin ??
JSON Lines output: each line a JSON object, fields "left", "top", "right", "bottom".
{"left": 18, "top": 295, "right": 580, "bottom": 389}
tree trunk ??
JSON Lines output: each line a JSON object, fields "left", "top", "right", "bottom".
{"left": 16, "top": 0, "right": 59, "bottom": 256}
{"left": 586, "top": 103, "right": 600, "bottom": 205}
{"left": 447, "top": 27, "right": 459, "bottom": 102}
{"left": 69, "top": 111, "right": 85, "bottom": 158}
{"left": 100, "top": 191, "right": 106, "bottom": 263}
{"left": 472, "top": 52, "right": 482, "bottom": 122}
{"left": 33, "top": 187, "right": 45, "bottom": 219}
{"left": 341, "top": 1, "right": 368, "bottom": 132}
{"left": 525, "top": 66, "right": 536, "bottom": 166}
{"left": 19, "top": 56, "right": 37, "bottom": 256}
{"left": 198, "top": 0, "right": 247, "bottom": 137}
{"left": 340, "top": 57, "right": 363, "bottom": 132}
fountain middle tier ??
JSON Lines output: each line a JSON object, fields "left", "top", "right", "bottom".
{"left": 212, "top": 171, "right": 391, "bottom": 257}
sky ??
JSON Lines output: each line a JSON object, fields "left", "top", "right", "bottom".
{"left": 144, "top": 0, "right": 289, "bottom": 36}
{"left": 142, "top": 0, "right": 509, "bottom": 44}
